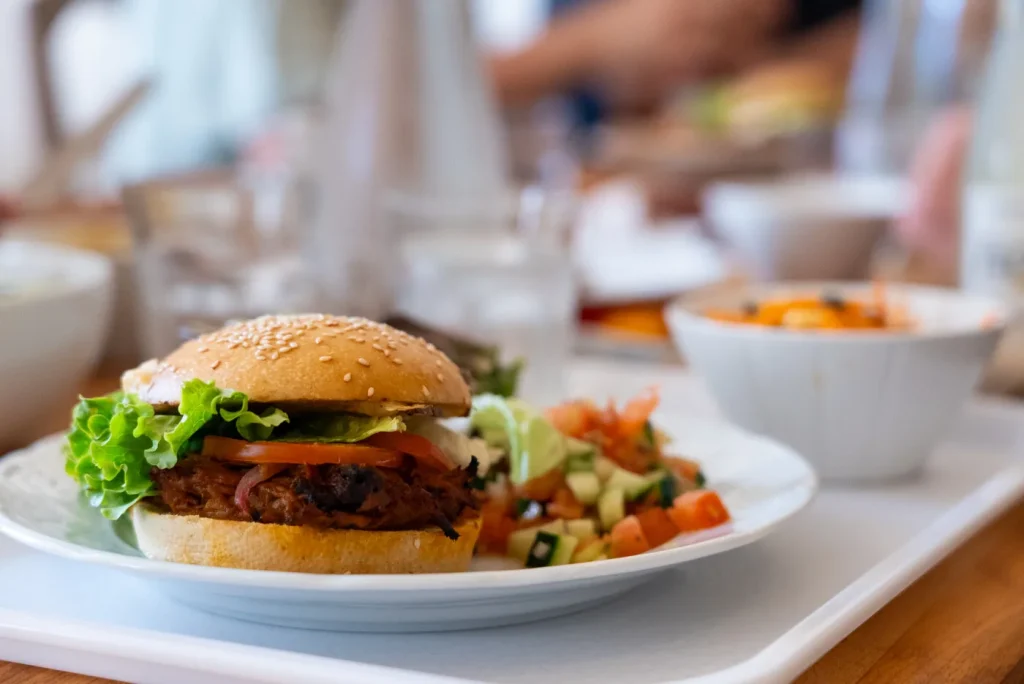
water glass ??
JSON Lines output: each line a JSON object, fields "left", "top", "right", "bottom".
{"left": 123, "top": 172, "right": 318, "bottom": 359}
{"left": 386, "top": 189, "right": 577, "bottom": 405}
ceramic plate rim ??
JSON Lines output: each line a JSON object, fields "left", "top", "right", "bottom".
{"left": 0, "top": 425, "right": 816, "bottom": 593}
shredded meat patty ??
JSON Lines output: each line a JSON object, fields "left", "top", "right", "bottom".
{"left": 151, "top": 457, "right": 479, "bottom": 538}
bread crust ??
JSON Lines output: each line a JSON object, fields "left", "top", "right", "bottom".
{"left": 131, "top": 504, "right": 481, "bottom": 574}
{"left": 121, "top": 315, "right": 470, "bottom": 417}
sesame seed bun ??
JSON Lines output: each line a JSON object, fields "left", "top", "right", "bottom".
{"left": 122, "top": 315, "right": 471, "bottom": 417}
{"left": 131, "top": 503, "right": 481, "bottom": 574}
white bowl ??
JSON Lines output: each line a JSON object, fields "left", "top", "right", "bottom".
{"left": 666, "top": 283, "right": 1007, "bottom": 481}
{"left": 702, "top": 175, "right": 908, "bottom": 281}
{"left": 0, "top": 241, "right": 113, "bottom": 448}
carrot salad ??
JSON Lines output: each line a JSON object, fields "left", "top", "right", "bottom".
{"left": 705, "top": 287, "right": 910, "bottom": 331}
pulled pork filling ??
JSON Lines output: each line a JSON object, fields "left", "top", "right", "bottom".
{"left": 151, "top": 456, "right": 479, "bottom": 539}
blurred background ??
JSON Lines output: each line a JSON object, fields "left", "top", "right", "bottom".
{"left": 2, "top": 0, "right": 1021, "bottom": 443}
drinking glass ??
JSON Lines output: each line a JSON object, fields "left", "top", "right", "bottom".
{"left": 123, "top": 172, "right": 318, "bottom": 359}
{"left": 385, "top": 188, "right": 577, "bottom": 405}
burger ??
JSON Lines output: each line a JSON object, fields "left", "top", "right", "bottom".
{"left": 65, "top": 315, "right": 490, "bottom": 574}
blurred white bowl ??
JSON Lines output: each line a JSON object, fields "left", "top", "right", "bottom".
{"left": 0, "top": 241, "right": 113, "bottom": 448}
{"left": 703, "top": 175, "right": 908, "bottom": 281}
{"left": 666, "top": 283, "right": 1006, "bottom": 481}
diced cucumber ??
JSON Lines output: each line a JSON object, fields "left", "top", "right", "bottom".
{"left": 571, "top": 539, "right": 607, "bottom": 563}
{"left": 594, "top": 554, "right": 609, "bottom": 561}
{"left": 525, "top": 531, "right": 560, "bottom": 567}
{"left": 643, "top": 470, "right": 677, "bottom": 507}
{"left": 565, "top": 518, "right": 598, "bottom": 543}
{"left": 566, "top": 437, "right": 596, "bottom": 459}
{"left": 695, "top": 469, "right": 707, "bottom": 489}
{"left": 594, "top": 456, "right": 618, "bottom": 482}
{"left": 606, "top": 467, "right": 652, "bottom": 500}
{"left": 507, "top": 527, "right": 539, "bottom": 564}
{"left": 507, "top": 520, "right": 567, "bottom": 564}
{"left": 551, "top": 534, "right": 578, "bottom": 566}
{"left": 525, "top": 531, "right": 578, "bottom": 568}
{"left": 566, "top": 471, "right": 601, "bottom": 505}
{"left": 598, "top": 488, "right": 626, "bottom": 531}
{"left": 538, "top": 519, "right": 567, "bottom": 535}
{"left": 514, "top": 499, "right": 545, "bottom": 521}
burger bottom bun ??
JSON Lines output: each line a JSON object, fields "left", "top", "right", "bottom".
{"left": 131, "top": 503, "right": 481, "bottom": 574}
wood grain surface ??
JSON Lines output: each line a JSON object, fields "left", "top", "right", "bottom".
{"left": 0, "top": 373, "right": 1021, "bottom": 684}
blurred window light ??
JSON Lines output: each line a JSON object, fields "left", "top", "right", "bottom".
{"left": 471, "top": 0, "right": 548, "bottom": 53}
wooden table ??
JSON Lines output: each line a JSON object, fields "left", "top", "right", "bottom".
{"left": 2, "top": 375, "right": 1023, "bottom": 684}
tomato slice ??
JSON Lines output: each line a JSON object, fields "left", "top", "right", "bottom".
{"left": 360, "top": 432, "right": 455, "bottom": 471}
{"left": 202, "top": 436, "right": 405, "bottom": 467}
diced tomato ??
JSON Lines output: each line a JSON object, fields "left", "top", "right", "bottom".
{"left": 667, "top": 491, "right": 731, "bottom": 532}
{"left": 202, "top": 437, "right": 405, "bottom": 467}
{"left": 634, "top": 507, "right": 680, "bottom": 548}
{"left": 478, "top": 501, "right": 517, "bottom": 555}
{"left": 617, "top": 387, "right": 660, "bottom": 439}
{"left": 547, "top": 487, "right": 585, "bottom": 520}
{"left": 518, "top": 468, "right": 564, "bottom": 501}
{"left": 609, "top": 515, "right": 651, "bottom": 558}
{"left": 545, "top": 400, "right": 599, "bottom": 439}
{"left": 664, "top": 456, "right": 701, "bottom": 483}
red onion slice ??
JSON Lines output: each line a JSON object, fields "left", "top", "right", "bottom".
{"left": 234, "top": 463, "right": 289, "bottom": 517}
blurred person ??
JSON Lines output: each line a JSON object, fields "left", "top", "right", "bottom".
{"left": 897, "top": 107, "right": 972, "bottom": 272}
{"left": 490, "top": 0, "right": 864, "bottom": 111}
{"left": 0, "top": 198, "right": 16, "bottom": 224}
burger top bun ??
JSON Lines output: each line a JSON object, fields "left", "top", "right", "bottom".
{"left": 122, "top": 315, "right": 471, "bottom": 417}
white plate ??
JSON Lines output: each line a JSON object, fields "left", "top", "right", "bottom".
{"left": 0, "top": 364, "right": 1019, "bottom": 683}
{"left": 0, "top": 416, "right": 815, "bottom": 633}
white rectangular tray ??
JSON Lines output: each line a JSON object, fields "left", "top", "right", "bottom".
{"left": 0, "top": 362, "right": 1021, "bottom": 684}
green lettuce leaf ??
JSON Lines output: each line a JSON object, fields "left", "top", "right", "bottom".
{"left": 65, "top": 378, "right": 291, "bottom": 520}
{"left": 470, "top": 395, "right": 568, "bottom": 484}
{"left": 65, "top": 377, "right": 414, "bottom": 519}
{"left": 275, "top": 414, "right": 404, "bottom": 443}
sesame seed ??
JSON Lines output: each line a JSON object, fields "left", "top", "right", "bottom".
{"left": 422, "top": 386, "right": 431, "bottom": 397}
{"left": 367, "top": 387, "right": 375, "bottom": 397}
{"left": 228, "top": 342, "right": 239, "bottom": 349}
{"left": 435, "top": 360, "right": 442, "bottom": 367}
{"left": 314, "top": 337, "right": 322, "bottom": 344}
{"left": 210, "top": 360, "right": 221, "bottom": 369}
{"left": 278, "top": 346, "right": 290, "bottom": 353}
{"left": 358, "top": 357, "right": 370, "bottom": 367}
{"left": 372, "top": 343, "right": 384, "bottom": 352}
{"left": 289, "top": 341, "right": 298, "bottom": 348}
{"left": 436, "top": 373, "right": 444, "bottom": 382}
{"left": 270, "top": 351, "right": 279, "bottom": 360}
{"left": 414, "top": 538, "right": 421, "bottom": 549}
{"left": 387, "top": 341, "right": 398, "bottom": 349}
{"left": 384, "top": 349, "right": 391, "bottom": 357}
{"left": 343, "top": 373, "right": 352, "bottom": 382}
{"left": 197, "top": 346, "right": 209, "bottom": 353}
{"left": 393, "top": 358, "right": 403, "bottom": 365}
{"left": 255, "top": 353, "right": 266, "bottom": 360}
{"left": 319, "top": 355, "right": 332, "bottom": 362}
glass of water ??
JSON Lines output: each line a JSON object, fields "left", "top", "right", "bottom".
{"left": 385, "top": 188, "right": 578, "bottom": 405}
{"left": 123, "top": 172, "right": 318, "bottom": 359}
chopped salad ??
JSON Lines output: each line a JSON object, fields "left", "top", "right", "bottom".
{"left": 704, "top": 286, "right": 910, "bottom": 331}
{"left": 468, "top": 390, "right": 730, "bottom": 567}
